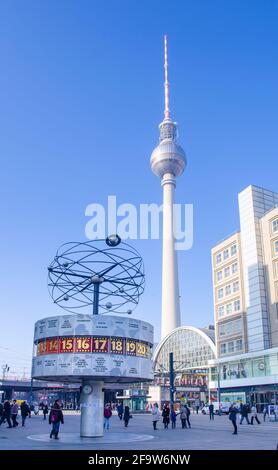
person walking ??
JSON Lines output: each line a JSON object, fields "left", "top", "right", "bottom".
{"left": 263, "top": 405, "right": 268, "bottom": 422}
{"left": 180, "top": 405, "right": 188, "bottom": 429}
{"left": 170, "top": 409, "right": 177, "bottom": 429}
{"left": 162, "top": 404, "right": 170, "bottom": 429}
{"left": 184, "top": 404, "right": 191, "bottom": 428}
{"left": 123, "top": 405, "right": 131, "bottom": 427}
{"left": 229, "top": 403, "right": 238, "bottom": 435}
{"left": 103, "top": 404, "right": 112, "bottom": 430}
{"left": 49, "top": 400, "right": 64, "bottom": 439}
{"left": 151, "top": 403, "right": 160, "bottom": 430}
{"left": 43, "top": 403, "right": 49, "bottom": 421}
{"left": 240, "top": 403, "right": 250, "bottom": 425}
{"left": 209, "top": 402, "right": 214, "bottom": 420}
{"left": 11, "top": 400, "right": 19, "bottom": 427}
{"left": 0, "top": 400, "right": 12, "bottom": 428}
{"left": 117, "top": 403, "right": 123, "bottom": 420}
{"left": 20, "top": 401, "right": 30, "bottom": 427}
{"left": 250, "top": 404, "right": 261, "bottom": 425}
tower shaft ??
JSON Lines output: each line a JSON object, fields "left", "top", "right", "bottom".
{"left": 161, "top": 173, "right": 181, "bottom": 338}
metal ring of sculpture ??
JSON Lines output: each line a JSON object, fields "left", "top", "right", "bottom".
{"left": 47, "top": 237, "right": 145, "bottom": 315}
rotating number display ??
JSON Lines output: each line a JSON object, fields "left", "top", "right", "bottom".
{"left": 36, "top": 336, "right": 151, "bottom": 358}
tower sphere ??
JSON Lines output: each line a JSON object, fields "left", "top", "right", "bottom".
{"left": 150, "top": 131, "right": 187, "bottom": 178}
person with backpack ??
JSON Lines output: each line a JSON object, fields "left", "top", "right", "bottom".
{"left": 20, "top": 401, "right": 31, "bottom": 427}
{"left": 49, "top": 400, "right": 64, "bottom": 439}
{"left": 103, "top": 404, "right": 112, "bottom": 430}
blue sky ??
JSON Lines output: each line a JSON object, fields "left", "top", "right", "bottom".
{"left": 0, "top": 0, "right": 278, "bottom": 377}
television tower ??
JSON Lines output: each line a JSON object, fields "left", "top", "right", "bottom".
{"left": 150, "top": 35, "right": 187, "bottom": 339}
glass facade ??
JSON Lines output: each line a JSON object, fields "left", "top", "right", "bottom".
{"left": 154, "top": 327, "right": 216, "bottom": 373}
{"left": 210, "top": 352, "right": 278, "bottom": 382}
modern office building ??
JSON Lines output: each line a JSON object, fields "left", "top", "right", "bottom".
{"left": 210, "top": 185, "right": 278, "bottom": 408}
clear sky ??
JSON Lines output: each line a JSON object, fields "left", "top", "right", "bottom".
{"left": 0, "top": 0, "right": 278, "bottom": 378}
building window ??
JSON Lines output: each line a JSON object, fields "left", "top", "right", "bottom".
{"left": 275, "top": 240, "right": 278, "bottom": 255}
{"left": 217, "top": 270, "right": 223, "bottom": 282}
{"left": 233, "top": 281, "right": 239, "bottom": 293}
{"left": 232, "top": 262, "right": 238, "bottom": 274}
{"left": 216, "top": 253, "right": 222, "bottom": 264}
{"left": 225, "top": 285, "right": 231, "bottom": 296}
{"left": 226, "top": 303, "right": 232, "bottom": 315}
{"left": 272, "top": 219, "right": 278, "bottom": 234}
{"left": 224, "top": 266, "right": 230, "bottom": 278}
{"left": 234, "top": 299, "right": 241, "bottom": 312}
{"left": 218, "top": 288, "right": 224, "bottom": 300}
{"left": 275, "top": 261, "right": 278, "bottom": 277}
{"left": 220, "top": 343, "right": 226, "bottom": 354}
{"left": 236, "top": 339, "right": 243, "bottom": 351}
{"left": 218, "top": 305, "right": 225, "bottom": 318}
{"left": 231, "top": 244, "right": 237, "bottom": 256}
{"left": 228, "top": 341, "right": 234, "bottom": 353}
{"left": 223, "top": 249, "right": 229, "bottom": 260}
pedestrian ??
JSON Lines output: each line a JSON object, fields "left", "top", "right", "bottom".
{"left": 151, "top": 403, "right": 160, "bottom": 430}
{"left": 229, "top": 403, "right": 238, "bottom": 435}
{"left": 11, "top": 399, "right": 19, "bottom": 427}
{"left": 117, "top": 402, "right": 123, "bottom": 420}
{"left": 209, "top": 402, "right": 214, "bottom": 420}
{"left": 180, "top": 405, "right": 188, "bottom": 429}
{"left": 20, "top": 401, "right": 31, "bottom": 427}
{"left": 240, "top": 403, "right": 250, "bottom": 425}
{"left": 43, "top": 403, "right": 49, "bottom": 421}
{"left": 162, "top": 404, "right": 170, "bottom": 429}
{"left": 49, "top": 399, "right": 64, "bottom": 439}
{"left": 170, "top": 409, "right": 177, "bottom": 429}
{"left": 123, "top": 405, "right": 131, "bottom": 427}
{"left": 195, "top": 399, "right": 200, "bottom": 415}
{"left": 0, "top": 400, "right": 12, "bottom": 428}
{"left": 103, "top": 404, "right": 112, "bottom": 430}
{"left": 184, "top": 404, "right": 191, "bottom": 428}
{"left": 250, "top": 403, "right": 261, "bottom": 425}
{"left": 263, "top": 405, "right": 268, "bottom": 422}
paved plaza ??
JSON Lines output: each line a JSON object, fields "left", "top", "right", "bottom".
{"left": 0, "top": 412, "right": 277, "bottom": 450}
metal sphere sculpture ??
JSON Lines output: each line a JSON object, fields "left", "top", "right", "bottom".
{"left": 48, "top": 236, "right": 145, "bottom": 315}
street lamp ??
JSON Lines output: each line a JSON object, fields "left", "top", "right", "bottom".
{"left": 2, "top": 364, "right": 10, "bottom": 381}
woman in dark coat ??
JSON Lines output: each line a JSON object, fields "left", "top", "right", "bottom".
{"left": 49, "top": 400, "right": 64, "bottom": 439}
{"left": 123, "top": 406, "right": 131, "bottom": 427}
{"left": 162, "top": 404, "right": 170, "bottom": 429}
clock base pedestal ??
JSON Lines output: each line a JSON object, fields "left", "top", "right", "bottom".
{"left": 80, "top": 380, "right": 104, "bottom": 437}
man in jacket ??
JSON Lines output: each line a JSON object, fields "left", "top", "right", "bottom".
{"left": 21, "top": 401, "right": 31, "bottom": 427}
{"left": 229, "top": 403, "right": 239, "bottom": 435}
{"left": 11, "top": 399, "right": 19, "bottom": 427}
{"left": 0, "top": 400, "right": 12, "bottom": 428}
{"left": 240, "top": 403, "right": 250, "bottom": 425}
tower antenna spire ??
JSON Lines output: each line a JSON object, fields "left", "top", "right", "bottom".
{"left": 164, "top": 34, "right": 170, "bottom": 119}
